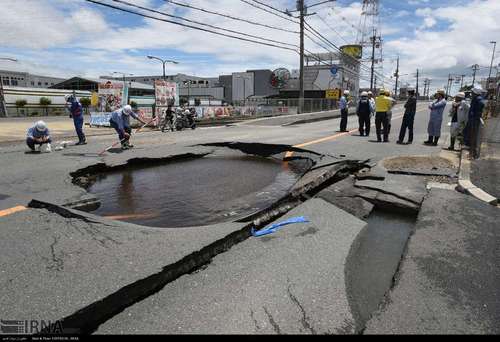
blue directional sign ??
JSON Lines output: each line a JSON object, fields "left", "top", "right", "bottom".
{"left": 330, "top": 66, "right": 338, "bottom": 76}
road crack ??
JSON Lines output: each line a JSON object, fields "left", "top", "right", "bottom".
{"left": 263, "top": 307, "right": 282, "bottom": 334}
{"left": 287, "top": 281, "right": 317, "bottom": 334}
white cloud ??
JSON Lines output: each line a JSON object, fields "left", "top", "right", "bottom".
{"left": 384, "top": 0, "right": 500, "bottom": 91}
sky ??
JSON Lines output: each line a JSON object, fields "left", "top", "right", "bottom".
{"left": 0, "top": 0, "right": 499, "bottom": 94}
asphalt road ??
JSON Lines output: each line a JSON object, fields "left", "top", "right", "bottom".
{"left": 3, "top": 101, "right": 489, "bottom": 335}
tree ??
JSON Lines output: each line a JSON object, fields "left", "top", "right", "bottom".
{"left": 39, "top": 97, "right": 52, "bottom": 116}
{"left": 80, "top": 97, "right": 91, "bottom": 114}
{"left": 129, "top": 100, "right": 138, "bottom": 109}
{"left": 15, "top": 99, "right": 27, "bottom": 116}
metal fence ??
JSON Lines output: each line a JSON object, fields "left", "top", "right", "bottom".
{"left": 233, "top": 98, "right": 342, "bottom": 114}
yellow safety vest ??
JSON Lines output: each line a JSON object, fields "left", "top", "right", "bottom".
{"left": 375, "top": 96, "right": 391, "bottom": 112}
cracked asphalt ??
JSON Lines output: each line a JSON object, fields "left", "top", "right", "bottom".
{"left": 2, "top": 103, "right": 498, "bottom": 335}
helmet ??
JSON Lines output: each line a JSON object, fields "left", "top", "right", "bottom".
{"left": 123, "top": 105, "right": 133, "bottom": 115}
{"left": 436, "top": 89, "right": 446, "bottom": 96}
{"left": 344, "top": 90, "right": 350, "bottom": 95}
{"left": 455, "top": 92, "right": 465, "bottom": 99}
{"left": 471, "top": 87, "right": 484, "bottom": 95}
{"left": 367, "top": 91, "right": 373, "bottom": 95}
{"left": 35, "top": 120, "right": 47, "bottom": 132}
{"left": 361, "top": 91, "right": 368, "bottom": 97}
{"left": 64, "top": 94, "right": 75, "bottom": 102}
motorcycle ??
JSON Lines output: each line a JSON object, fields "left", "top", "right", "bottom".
{"left": 175, "top": 108, "right": 197, "bottom": 131}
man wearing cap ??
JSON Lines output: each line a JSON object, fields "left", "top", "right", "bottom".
{"left": 109, "top": 105, "right": 147, "bottom": 150}
{"left": 424, "top": 89, "right": 447, "bottom": 146}
{"left": 339, "top": 90, "right": 351, "bottom": 132}
{"left": 26, "top": 120, "right": 52, "bottom": 152}
{"left": 397, "top": 88, "right": 417, "bottom": 145}
{"left": 447, "top": 92, "right": 469, "bottom": 151}
{"left": 463, "top": 87, "right": 486, "bottom": 151}
{"left": 356, "top": 91, "right": 372, "bottom": 136}
{"left": 65, "top": 94, "right": 86, "bottom": 145}
{"left": 375, "top": 89, "right": 392, "bottom": 142}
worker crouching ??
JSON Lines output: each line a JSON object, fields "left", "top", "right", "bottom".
{"left": 26, "top": 121, "right": 52, "bottom": 153}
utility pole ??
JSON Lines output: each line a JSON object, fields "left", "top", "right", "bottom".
{"left": 472, "top": 64, "right": 480, "bottom": 87}
{"left": 460, "top": 74, "right": 465, "bottom": 90}
{"left": 488, "top": 41, "right": 497, "bottom": 96}
{"left": 416, "top": 69, "right": 419, "bottom": 101}
{"left": 298, "top": 0, "right": 305, "bottom": 114}
{"left": 394, "top": 56, "right": 400, "bottom": 99}
{"left": 446, "top": 74, "right": 453, "bottom": 98}
{"left": 370, "top": 28, "right": 377, "bottom": 92}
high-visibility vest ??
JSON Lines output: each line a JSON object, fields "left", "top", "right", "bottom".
{"left": 375, "top": 96, "right": 391, "bottom": 112}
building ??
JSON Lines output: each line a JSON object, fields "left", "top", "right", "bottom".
{"left": 104, "top": 73, "right": 224, "bottom": 101}
{"left": 0, "top": 70, "right": 65, "bottom": 88}
{"left": 279, "top": 52, "right": 360, "bottom": 99}
{"left": 50, "top": 77, "right": 155, "bottom": 97}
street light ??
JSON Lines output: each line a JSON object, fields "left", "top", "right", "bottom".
{"left": 183, "top": 80, "right": 192, "bottom": 105}
{"left": 146, "top": 55, "right": 179, "bottom": 80}
{"left": 0, "top": 57, "right": 18, "bottom": 117}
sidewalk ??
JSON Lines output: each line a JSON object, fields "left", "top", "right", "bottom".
{"left": 470, "top": 116, "right": 500, "bottom": 200}
{"left": 0, "top": 116, "right": 115, "bottom": 144}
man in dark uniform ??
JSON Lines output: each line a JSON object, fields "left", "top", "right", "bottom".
{"left": 356, "top": 91, "right": 372, "bottom": 136}
{"left": 397, "top": 88, "right": 417, "bottom": 145}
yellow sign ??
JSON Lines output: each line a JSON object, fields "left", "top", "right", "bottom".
{"left": 340, "top": 45, "right": 363, "bottom": 59}
{"left": 326, "top": 89, "right": 341, "bottom": 100}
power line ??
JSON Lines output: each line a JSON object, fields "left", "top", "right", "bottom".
{"left": 316, "top": 14, "right": 350, "bottom": 45}
{"left": 303, "top": 20, "right": 394, "bottom": 85}
{"left": 249, "top": 0, "right": 290, "bottom": 15}
{"left": 111, "top": 0, "right": 298, "bottom": 49}
{"left": 240, "top": 0, "right": 299, "bottom": 24}
{"left": 162, "top": 0, "right": 299, "bottom": 34}
{"left": 85, "top": 0, "right": 299, "bottom": 53}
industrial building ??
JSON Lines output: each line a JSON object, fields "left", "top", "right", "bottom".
{"left": 0, "top": 70, "right": 65, "bottom": 88}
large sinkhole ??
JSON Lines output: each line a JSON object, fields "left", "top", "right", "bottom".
{"left": 86, "top": 155, "right": 308, "bottom": 228}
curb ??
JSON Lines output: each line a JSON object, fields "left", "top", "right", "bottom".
{"left": 457, "top": 148, "right": 498, "bottom": 206}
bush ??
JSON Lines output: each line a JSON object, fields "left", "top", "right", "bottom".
{"left": 39, "top": 97, "right": 51, "bottom": 116}
{"left": 129, "top": 100, "right": 138, "bottom": 109}
{"left": 15, "top": 99, "right": 27, "bottom": 116}
{"left": 80, "top": 97, "right": 91, "bottom": 114}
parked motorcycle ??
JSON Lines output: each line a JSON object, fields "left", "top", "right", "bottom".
{"left": 175, "top": 108, "right": 197, "bottom": 131}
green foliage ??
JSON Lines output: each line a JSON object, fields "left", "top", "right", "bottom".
{"left": 80, "top": 97, "right": 91, "bottom": 108}
{"left": 15, "top": 99, "right": 27, "bottom": 108}
{"left": 39, "top": 97, "right": 52, "bottom": 116}
{"left": 129, "top": 100, "right": 138, "bottom": 109}
{"left": 39, "top": 97, "right": 51, "bottom": 106}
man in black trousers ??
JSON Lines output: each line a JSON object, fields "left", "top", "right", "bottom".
{"left": 396, "top": 88, "right": 417, "bottom": 145}
{"left": 357, "top": 91, "right": 372, "bottom": 136}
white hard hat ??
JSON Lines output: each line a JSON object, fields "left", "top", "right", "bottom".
{"left": 367, "top": 91, "right": 373, "bottom": 95}
{"left": 471, "top": 87, "right": 484, "bottom": 95}
{"left": 123, "top": 105, "right": 133, "bottom": 115}
{"left": 344, "top": 90, "right": 350, "bottom": 95}
{"left": 361, "top": 91, "right": 368, "bottom": 97}
{"left": 64, "top": 94, "right": 74, "bottom": 102}
{"left": 455, "top": 92, "right": 465, "bottom": 98}
{"left": 35, "top": 120, "right": 47, "bottom": 132}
